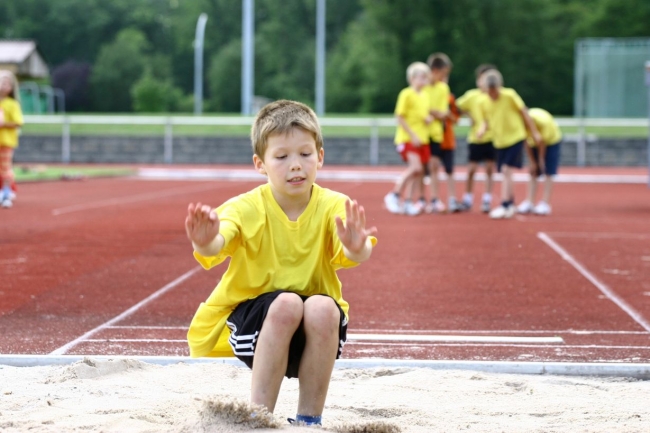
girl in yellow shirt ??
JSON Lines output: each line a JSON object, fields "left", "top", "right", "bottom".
{"left": 0, "top": 70, "right": 24, "bottom": 209}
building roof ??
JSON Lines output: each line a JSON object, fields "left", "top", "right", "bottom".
{"left": 0, "top": 40, "right": 39, "bottom": 63}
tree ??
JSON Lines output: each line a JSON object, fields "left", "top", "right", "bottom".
{"left": 90, "top": 28, "right": 150, "bottom": 112}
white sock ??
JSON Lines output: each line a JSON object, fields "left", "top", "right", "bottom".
{"left": 482, "top": 193, "right": 492, "bottom": 203}
{"left": 462, "top": 193, "right": 473, "bottom": 204}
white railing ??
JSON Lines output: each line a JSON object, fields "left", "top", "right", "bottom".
{"left": 23, "top": 115, "right": 649, "bottom": 166}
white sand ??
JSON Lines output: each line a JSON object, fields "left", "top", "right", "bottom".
{"left": 1, "top": 358, "right": 649, "bottom": 432}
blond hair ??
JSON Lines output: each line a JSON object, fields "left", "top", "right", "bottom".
{"left": 251, "top": 100, "right": 323, "bottom": 160}
{"left": 406, "top": 62, "right": 430, "bottom": 82}
{"left": 0, "top": 70, "right": 20, "bottom": 104}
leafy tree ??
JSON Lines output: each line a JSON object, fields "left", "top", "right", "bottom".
{"left": 90, "top": 28, "right": 150, "bottom": 112}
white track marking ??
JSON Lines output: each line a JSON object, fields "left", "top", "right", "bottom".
{"left": 349, "top": 334, "right": 563, "bottom": 344}
{"left": 103, "top": 325, "right": 649, "bottom": 335}
{"left": 138, "top": 168, "right": 649, "bottom": 184}
{"left": 538, "top": 232, "right": 650, "bottom": 332}
{"left": 350, "top": 329, "right": 649, "bottom": 335}
{"left": 545, "top": 232, "right": 650, "bottom": 240}
{"left": 348, "top": 342, "right": 650, "bottom": 350}
{"left": 52, "top": 183, "right": 232, "bottom": 216}
{"left": 49, "top": 266, "right": 202, "bottom": 355}
{"left": 84, "top": 339, "right": 188, "bottom": 343}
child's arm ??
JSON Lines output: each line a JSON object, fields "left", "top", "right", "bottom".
{"left": 335, "top": 199, "right": 377, "bottom": 263}
{"left": 396, "top": 114, "right": 422, "bottom": 146}
{"left": 185, "top": 202, "right": 224, "bottom": 256}
{"left": 476, "top": 120, "right": 488, "bottom": 140}
{"left": 521, "top": 108, "right": 542, "bottom": 146}
{"left": 0, "top": 108, "right": 22, "bottom": 129}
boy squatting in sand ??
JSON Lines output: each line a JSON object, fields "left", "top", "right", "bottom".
{"left": 184, "top": 100, "right": 378, "bottom": 426}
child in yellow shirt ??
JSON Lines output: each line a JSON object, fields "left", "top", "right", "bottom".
{"left": 456, "top": 64, "right": 497, "bottom": 213}
{"left": 185, "top": 100, "right": 377, "bottom": 426}
{"left": 516, "top": 107, "right": 562, "bottom": 215}
{"left": 477, "top": 70, "right": 542, "bottom": 219}
{"left": 384, "top": 62, "right": 431, "bottom": 216}
{"left": 0, "top": 70, "right": 24, "bottom": 209}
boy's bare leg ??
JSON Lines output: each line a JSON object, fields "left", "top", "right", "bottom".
{"left": 466, "top": 162, "right": 478, "bottom": 194}
{"left": 501, "top": 166, "right": 514, "bottom": 202}
{"left": 542, "top": 175, "right": 554, "bottom": 203}
{"left": 251, "top": 293, "right": 304, "bottom": 412}
{"left": 485, "top": 161, "right": 494, "bottom": 195}
{"left": 393, "top": 153, "right": 422, "bottom": 197}
{"left": 297, "top": 296, "right": 340, "bottom": 416}
{"left": 447, "top": 174, "right": 456, "bottom": 200}
{"left": 526, "top": 173, "right": 538, "bottom": 203}
{"left": 429, "top": 157, "right": 441, "bottom": 200}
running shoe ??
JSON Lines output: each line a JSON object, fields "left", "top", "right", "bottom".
{"left": 384, "top": 192, "right": 403, "bottom": 214}
{"left": 533, "top": 201, "right": 552, "bottom": 215}
{"left": 425, "top": 199, "right": 446, "bottom": 214}
{"left": 489, "top": 205, "right": 515, "bottom": 219}
{"left": 516, "top": 200, "right": 533, "bottom": 214}
{"left": 404, "top": 200, "right": 422, "bottom": 216}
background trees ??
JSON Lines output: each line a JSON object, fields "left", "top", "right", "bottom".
{"left": 1, "top": 0, "right": 648, "bottom": 114}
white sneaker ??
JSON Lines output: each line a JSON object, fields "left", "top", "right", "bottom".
{"left": 404, "top": 200, "right": 422, "bottom": 216}
{"left": 384, "top": 193, "right": 403, "bottom": 214}
{"left": 517, "top": 200, "right": 533, "bottom": 214}
{"left": 533, "top": 201, "right": 551, "bottom": 215}
{"left": 481, "top": 200, "right": 491, "bottom": 213}
{"left": 8, "top": 191, "right": 16, "bottom": 200}
{"left": 489, "top": 205, "right": 515, "bottom": 219}
{"left": 448, "top": 198, "right": 461, "bottom": 213}
{"left": 1, "top": 198, "right": 12, "bottom": 208}
{"left": 425, "top": 199, "right": 446, "bottom": 214}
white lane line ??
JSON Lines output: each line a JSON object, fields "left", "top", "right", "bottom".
{"left": 138, "top": 168, "right": 650, "bottom": 185}
{"left": 52, "top": 183, "right": 231, "bottom": 216}
{"left": 79, "top": 335, "right": 564, "bottom": 344}
{"left": 49, "top": 266, "right": 202, "bottom": 355}
{"left": 538, "top": 232, "right": 650, "bottom": 332}
{"left": 107, "top": 325, "right": 187, "bottom": 330}
{"left": 349, "top": 334, "right": 563, "bottom": 344}
{"left": 350, "top": 329, "right": 649, "bottom": 335}
{"left": 348, "top": 342, "right": 650, "bottom": 350}
{"left": 546, "top": 232, "right": 650, "bottom": 240}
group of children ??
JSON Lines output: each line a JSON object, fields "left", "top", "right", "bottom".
{"left": 384, "top": 55, "right": 562, "bottom": 218}
{"left": 0, "top": 70, "right": 23, "bottom": 209}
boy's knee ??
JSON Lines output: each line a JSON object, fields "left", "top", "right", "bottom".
{"left": 267, "top": 293, "right": 304, "bottom": 328}
{"left": 303, "top": 296, "right": 339, "bottom": 335}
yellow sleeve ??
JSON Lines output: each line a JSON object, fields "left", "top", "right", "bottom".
{"left": 510, "top": 89, "right": 526, "bottom": 110}
{"left": 9, "top": 100, "right": 24, "bottom": 125}
{"left": 329, "top": 198, "right": 377, "bottom": 270}
{"left": 394, "top": 89, "right": 410, "bottom": 117}
{"left": 193, "top": 203, "right": 242, "bottom": 270}
{"left": 455, "top": 91, "right": 471, "bottom": 113}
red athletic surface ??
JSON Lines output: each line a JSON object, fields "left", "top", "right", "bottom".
{"left": 1, "top": 166, "right": 649, "bottom": 362}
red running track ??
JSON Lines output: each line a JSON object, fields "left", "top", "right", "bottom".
{"left": 1, "top": 166, "right": 649, "bottom": 363}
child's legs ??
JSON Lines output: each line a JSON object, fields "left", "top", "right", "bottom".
{"left": 485, "top": 160, "right": 495, "bottom": 195}
{"left": 0, "top": 147, "right": 15, "bottom": 189}
{"left": 442, "top": 150, "right": 455, "bottom": 199}
{"left": 501, "top": 165, "right": 514, "bottom": 202}
{"left": 541, "top": 142, "right": 560, "bottom": 204}
{"left": 297, "top": 295, "right": 341, "bottom": 416}
{"left": 428, "top": 157, "right": 441, "bottom": 200}
{"left": 394, "top": 152, "right": 422, "bottom": 197}
{"left": 466, "top": 161, "right": 478, "bottom": 193}
{"left": 250, "top": 292, "right": 304, "bottom": 412}
{"left": 542, "top": 176, "right": 554, "bottom": 203}
{"left": 527, "top": 176, "right": 538, "bottom": 202}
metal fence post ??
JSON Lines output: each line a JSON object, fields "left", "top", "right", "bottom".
{"left": 370, "top": 120, "right": 379, "bottom": 165}
{"left": 164, "top": 117, "right": 173, "bottom": 164}
{"left": 62, "top": 116, "right": 71, "bottom": 164}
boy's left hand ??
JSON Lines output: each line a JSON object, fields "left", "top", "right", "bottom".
{"left": 335, "top": 200, "right": 377, "bottom": 256}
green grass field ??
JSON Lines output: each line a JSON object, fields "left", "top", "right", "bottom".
{"left": 14, "top": 165, "right": 136, "bottom": 182}
{"left": 20, "top": 114, "right": 649, "bottom": 138}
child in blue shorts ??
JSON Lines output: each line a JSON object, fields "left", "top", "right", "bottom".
{"left": 517, "top": 107, "right": 562, "bottom": 216}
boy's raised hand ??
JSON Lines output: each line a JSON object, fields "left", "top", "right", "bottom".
{"left": 335, "top": 200, "right": 377, "bottom": 260}
{"left": 185, "top": 202, "right": 220, "bottom": 247}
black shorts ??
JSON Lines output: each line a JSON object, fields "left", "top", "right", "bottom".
{"left": 496, "top": 140, "right": 524, "bottom": 172}
{"left": 429, "top": 140, "right": 454, "bottom": 175}
{"left": 226, "top": 290, "right": 348, "bottom": 379}
{"left": 468, "top": 142, "right": 495, "bottom": 163}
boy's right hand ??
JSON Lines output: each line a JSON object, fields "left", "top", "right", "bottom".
{"left": 185, "top": 203, "right": 220, "bottom": 247}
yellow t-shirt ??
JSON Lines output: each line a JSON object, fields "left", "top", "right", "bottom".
{"left": 456, "top": 88, "right": 492, "bottom": 144}
{"left": 187, "top": 183, "right": 377, "bottom": 358}
{"left": 527, "top": 108, "right": 562, "bottom": 147}
{"left": 482, "top": 88, "right": 527, "bottom": 149}
{"left": 0, "top": 97, "right": 24, "bottom": 148}
{"left": 424, "top": 82, "right": 450, "bottom": 143}
{"left": 394, "top": 86, "right": 430, "bottom": 145}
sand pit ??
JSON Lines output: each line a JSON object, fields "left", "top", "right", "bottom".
{"left": 1, "top": 358, "right": 649, "bottom": 432}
